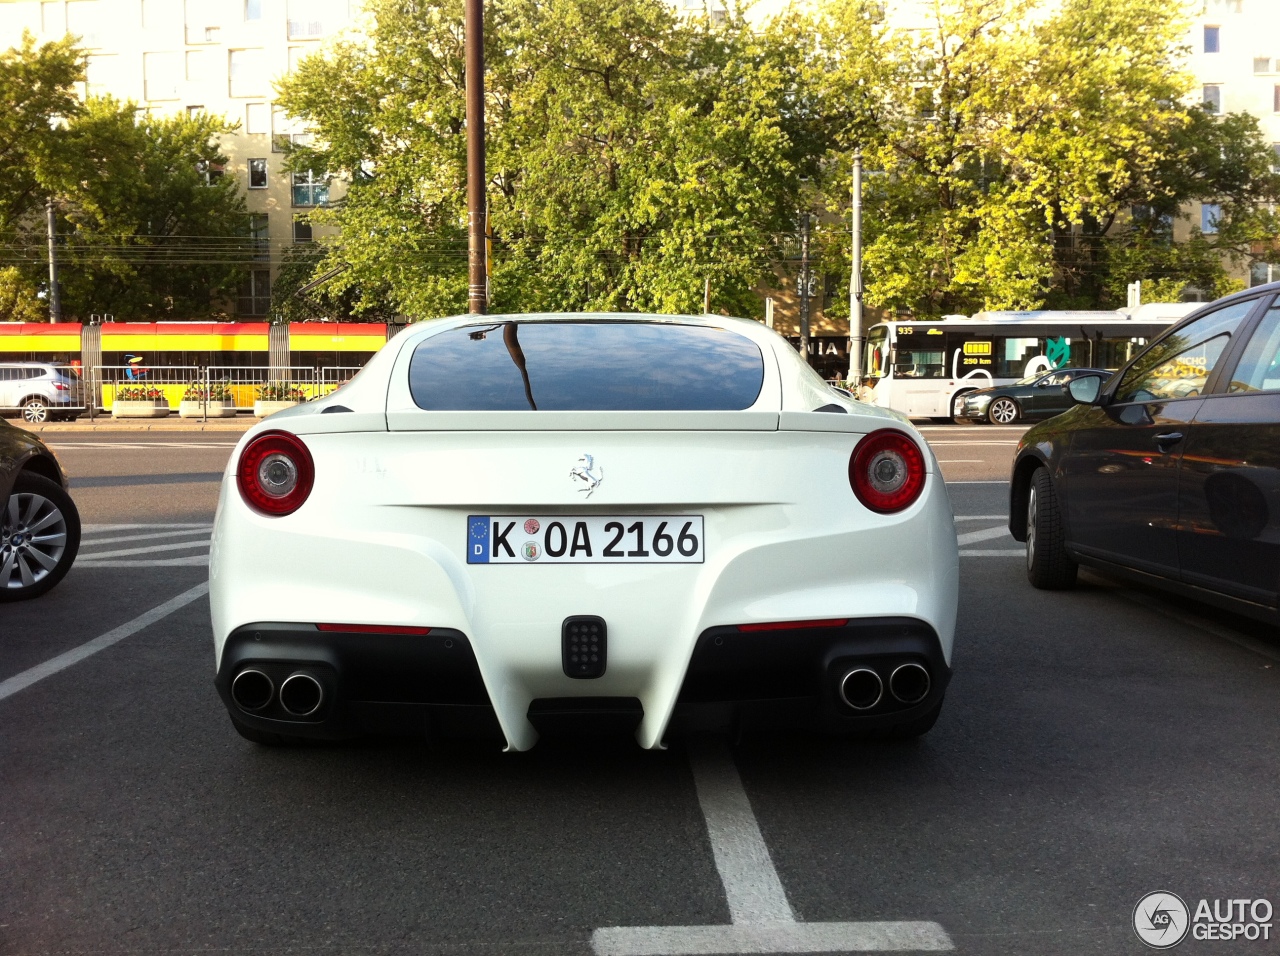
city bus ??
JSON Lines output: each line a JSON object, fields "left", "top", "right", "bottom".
{"left": 858, "top": 305, "right": 1199, "bottom": 421}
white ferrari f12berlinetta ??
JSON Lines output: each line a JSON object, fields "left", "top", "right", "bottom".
{"left": 209, "top": 314, "right": 958, "bottom": 749}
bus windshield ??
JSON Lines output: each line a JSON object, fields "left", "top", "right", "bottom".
{"left": 864, "top": 325, "right": 889, "bottom": 380}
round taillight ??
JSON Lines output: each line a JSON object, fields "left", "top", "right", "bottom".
{"left": 849, "top": 428, "right": 926, "bottom": 513}
{"left": 237, "top": 430, "right": 314, "bottom": 516}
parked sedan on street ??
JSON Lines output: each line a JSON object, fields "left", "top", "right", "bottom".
{"left": 0, "top": 418, "right": 81, "bottom": 600}
{"left": 1009, "top": 283, "right": 1280, "bottom": 623}
{"left": 958, "top": 367, "right": 1110, "bottom": 424}
{"left": 210, "top": 313, "right": 960, "bottom": 749}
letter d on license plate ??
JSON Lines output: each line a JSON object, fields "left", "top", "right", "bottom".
{"left": 467, "top": 515, "right": 704, "bottom": 564}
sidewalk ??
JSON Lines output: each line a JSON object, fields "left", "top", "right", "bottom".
{"left": 13, "top": 416, "right": 255, "bottom": 434}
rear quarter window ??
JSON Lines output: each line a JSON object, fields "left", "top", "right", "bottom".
{"left": 407, "top": 321, "right": 765, "bottom": 411}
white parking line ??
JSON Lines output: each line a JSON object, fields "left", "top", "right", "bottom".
{"left": 591, "top": 739, "right": 953, "bottom": 955}
{"left": 50, "top": 442, "right": 238, "bottom": 448}
{"left": 76, "top": 554, "right": 209, "bottom": 568}
{"left": 78, "top": 527, "right": 212, "bottom": 547}
{"left": 954, "top": 515, "right": 1004, "bottom": 521}
{"left": 956, "top": 526, "right": 1010, "bottom": 546}
{"left": 0, "top": 582, "right": 208, "bottom": 703}
{"left": 77, "top": 539, "right": 212, "bottom": 560}
{"left": 960, "top": 549, "right": 1022, "bottom": 557}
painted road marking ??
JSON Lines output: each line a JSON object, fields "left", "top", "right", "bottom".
{"left": 0, "top": 582, "right": 209, "bottom": 703}
{"left": 50, "top": 442, "right": 238, "bottom": 448}
{"left": 954, "top": 515, "right": 1004, "bottom": 521}
{"left": 959, "top": 549, "right": 1022, "bottom": 557}
{"left": 76, "top": 539, "right": 213, "bottom": 561}
{"left": 82, "top": 522, "right": 212, "bottom": 531}
{"left": 591, "top": 738, "right": 953, "bottom": 955}
{"left": 78, "top": 527, "right": 212, "bottom": 547}
{"left": 956, "top": 526, "right": 1010, "bottom": 546}
{"left": 75, "top": 556, "right": 208, "bottom": 568}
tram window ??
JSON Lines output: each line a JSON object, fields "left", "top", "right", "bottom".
{"left": 894, "top": 349, "right": 946, "bottom": 378}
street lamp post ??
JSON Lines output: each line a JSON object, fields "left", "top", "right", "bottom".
{"left": 46, "top": 199, "right": 62, "bottom": 323}
{"left": 798, "top": 211, "right": 811, "bottom": 366}
{"left": 465, "top": 0, "right": 486, "bottom": 315}
{"left": 848, "top": 149, "right": 863, "bottom": 384}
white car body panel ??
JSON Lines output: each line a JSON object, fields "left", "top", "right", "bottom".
{"left": 210, "top": 314, "right": 958, "bottom": 750}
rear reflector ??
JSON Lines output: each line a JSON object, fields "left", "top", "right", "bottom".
{"left": 315, "top": 623, "right": 432, "bottom": 635}
{"left": 737, "top": 619, "right": 848, "bottom": 632}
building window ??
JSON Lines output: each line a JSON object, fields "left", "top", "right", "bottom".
{"left": 186, "top": 49, "right": 210, "bottom": 82}
{"left": 229, "top": 48, "right": 266, "bottom": 98}
{"left": 245, "top": 0, "right": 263, "bottom": 21}
{"left": 287, "top": 0, "right": 346, "bottom": 39}
{"left": 293, "top": 216, "right": 313, "bottom": 242}
{"left": 238, "top": 270, "right": 271, "bottom": 316}
{"left": 249, "top": 213, "right": 269, "bottom": 261}
{"left": 200, "top": 161, "right": 225, "bottom": 185}
{"left": 1250, "top": 262, "right": 1276, "bottom": 287}
{"left": 245, "top": 102, "right": 268, "bottom": 134}
{"left": 1201, "top": 203, "right": 1222, "bottom": 233}
{"left": 1203, "top": 84, "right": 1222, "bottom": 113}
{"left": 1255, "top": 57, "right": 1272, "bottom": 74}
{"left": 143, "top": 51, "right": 180, "bottom": 101}
{"left": 291, "top": 170, "right": 328, "bottom": 206}
{"left": 248, "top": 158, "right": 268, "bottom": 188}
{"left": 185, "top": 0, "right": 216, "bottom": 43}
{"left": 186, "top": 105, "right": 204, "bottom": 118}
{"left": 1272, "top": 143, "right": 1280, "bottom": 172}
{"left": 67, "top": 1, "right": 103, "bottom": 47}
{"left": 1203, "top": 25, "right": 1220, "bottom": 53}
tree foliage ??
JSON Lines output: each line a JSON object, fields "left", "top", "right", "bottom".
{"left": 0, "top": 35, "right": 248, "bottom": 321}
{"left": 276, "top": 0, "right": 819, "bottom": 318}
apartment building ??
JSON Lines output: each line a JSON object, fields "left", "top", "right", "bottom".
{"left": 0, "top": 0, "right": 361, "bottom": 316}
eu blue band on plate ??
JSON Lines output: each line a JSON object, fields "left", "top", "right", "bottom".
{"left": 468, "top": 516, "right": 489, "bottom": 564}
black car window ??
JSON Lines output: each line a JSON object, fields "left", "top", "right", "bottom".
{"left": 407, "top": 321, "right": 765, "bottom": 411}
{"left": 1114, "top": 300, "right": 1255, "bottom": 404}
{"left": 1228, "top": 304, "right": 1280, "bottom": 393}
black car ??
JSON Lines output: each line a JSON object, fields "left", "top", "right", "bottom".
{"left": 957, "top": 367, "right": 1110, "bottom": 424}
{"left": 0, "top": 418, "right": 80, "bottom": 601}
{"left": 1008, "top": 283, "right": 1280, "bottom": 623}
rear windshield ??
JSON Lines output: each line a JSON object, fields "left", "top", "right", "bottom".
{"left": 407, "top": 321, "right": 765, "bottom": 411}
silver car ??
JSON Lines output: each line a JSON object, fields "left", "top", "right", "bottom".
{"left": 0, "top": 363, "right": 86, "bottom": 423}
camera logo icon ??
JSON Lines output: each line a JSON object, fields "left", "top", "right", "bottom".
{"left": 1134, "top": 891, "right": 1190, "bottom": 949}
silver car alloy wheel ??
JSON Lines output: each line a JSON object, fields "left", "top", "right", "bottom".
{"left": 1, "top": 492, "right": 69, "bottom": 589}
{"left": 1026, "top": 483, "right": 1037, "bottom": 571}
{"left": 21, "top": 399, "right": 49, "bottom": 424}
{"left": 990, "top": 398, "right": 1018, "bottom": 424}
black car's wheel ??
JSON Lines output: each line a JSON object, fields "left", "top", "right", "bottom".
{"left": 21, "top": 398, "right": 50, "bottom": 424}
{"left": 0, "top": 472, "right": 81, "bottom": 601}
{"left": 1026, "top": 468, "right": 1077, "bottom": 589}
{"left": 950, "top": 389, "right": 977, "bottom": 424}
{"left": 988, "top": 397, "right": 1019, "bottom": 424}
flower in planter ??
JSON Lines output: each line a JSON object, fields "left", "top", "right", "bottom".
{"left": 182, "top": 383, "right": 233, "bottom": 402}
{"left": 255, "top": 383, "right": 308, "bottom": 402}
{"left": 117, "top": 386, "right": 165, "bottom": 401}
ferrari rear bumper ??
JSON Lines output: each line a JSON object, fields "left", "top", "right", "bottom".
{"left": 216, "top": 617, "right": 948, "bottom": 744}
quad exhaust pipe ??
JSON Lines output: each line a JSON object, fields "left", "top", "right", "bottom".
{"left": 889, "top": 662, "right": 931, "bottom": 705}
{"left": 230, "top": 668, "right": 273, "bottom": 712}
{"left": 837, "top": 661, "right": 932, "bottom": 712}
{"left": 230, "top": 667, "right": 324, "bottom": 717}
{"left": 279, "top": 672, "right": 324, "bottom": 717}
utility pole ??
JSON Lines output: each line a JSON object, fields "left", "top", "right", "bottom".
{"left": 465, "top": 0, "right": 486, "bottom": 314}
{"left": 848, "top": 149, "right": 864, "bottom": 383}
{"left": 46, "top": 199, "right": 61, "bottom": 323}
{"left": 703, "top": 276, "right": 711, "bottom": 313}
{"left": 798, "top": 211, "right": 811, "bottom": 365}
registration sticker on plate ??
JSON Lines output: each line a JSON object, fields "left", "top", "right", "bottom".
{"left": 467, "top": 515, "right": 704, "bottom": 565}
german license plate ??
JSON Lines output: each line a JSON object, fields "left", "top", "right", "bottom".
{"left": 467, "top": 515, "right": 704, "bottom": 564}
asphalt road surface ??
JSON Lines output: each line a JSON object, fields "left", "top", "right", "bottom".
{"left": 2, "top": 428, "right": 1277, "bottom": 956}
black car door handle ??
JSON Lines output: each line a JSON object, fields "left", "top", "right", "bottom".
{"left": 1154, "top": 431, "right": 1184, "bottom": 451}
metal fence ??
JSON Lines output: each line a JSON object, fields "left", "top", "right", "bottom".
{"left": 1, "top": 364, "right": 370, "bottom": 422}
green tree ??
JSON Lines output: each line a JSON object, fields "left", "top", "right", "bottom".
{"left": 276, "top": 0, "right": 819, "bottom": 319}
{"left": 0, "top": 266, "right": 45, "bottom": 321}
{"left": 813, "top": 0, "right": 1278, "bottom": 316}
{"left": 0, "top": 33, "right": 83, "bottom": 236}
{"left": 43, "top": 98, "right": 249, "bottom": 320}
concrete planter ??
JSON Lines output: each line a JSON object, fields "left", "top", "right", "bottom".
{"left": 112, "top": 400, "right": 170, "bottom": 419}
{"left": 253, "top": 399, "right": 300, "bottom": 418}
{"left": 178, "top": 400, "right": 237, "bottom": 419}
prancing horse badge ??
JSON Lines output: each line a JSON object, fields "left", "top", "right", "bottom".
{"left": 569, "top": 454, "right": 604, "bottom": 497}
